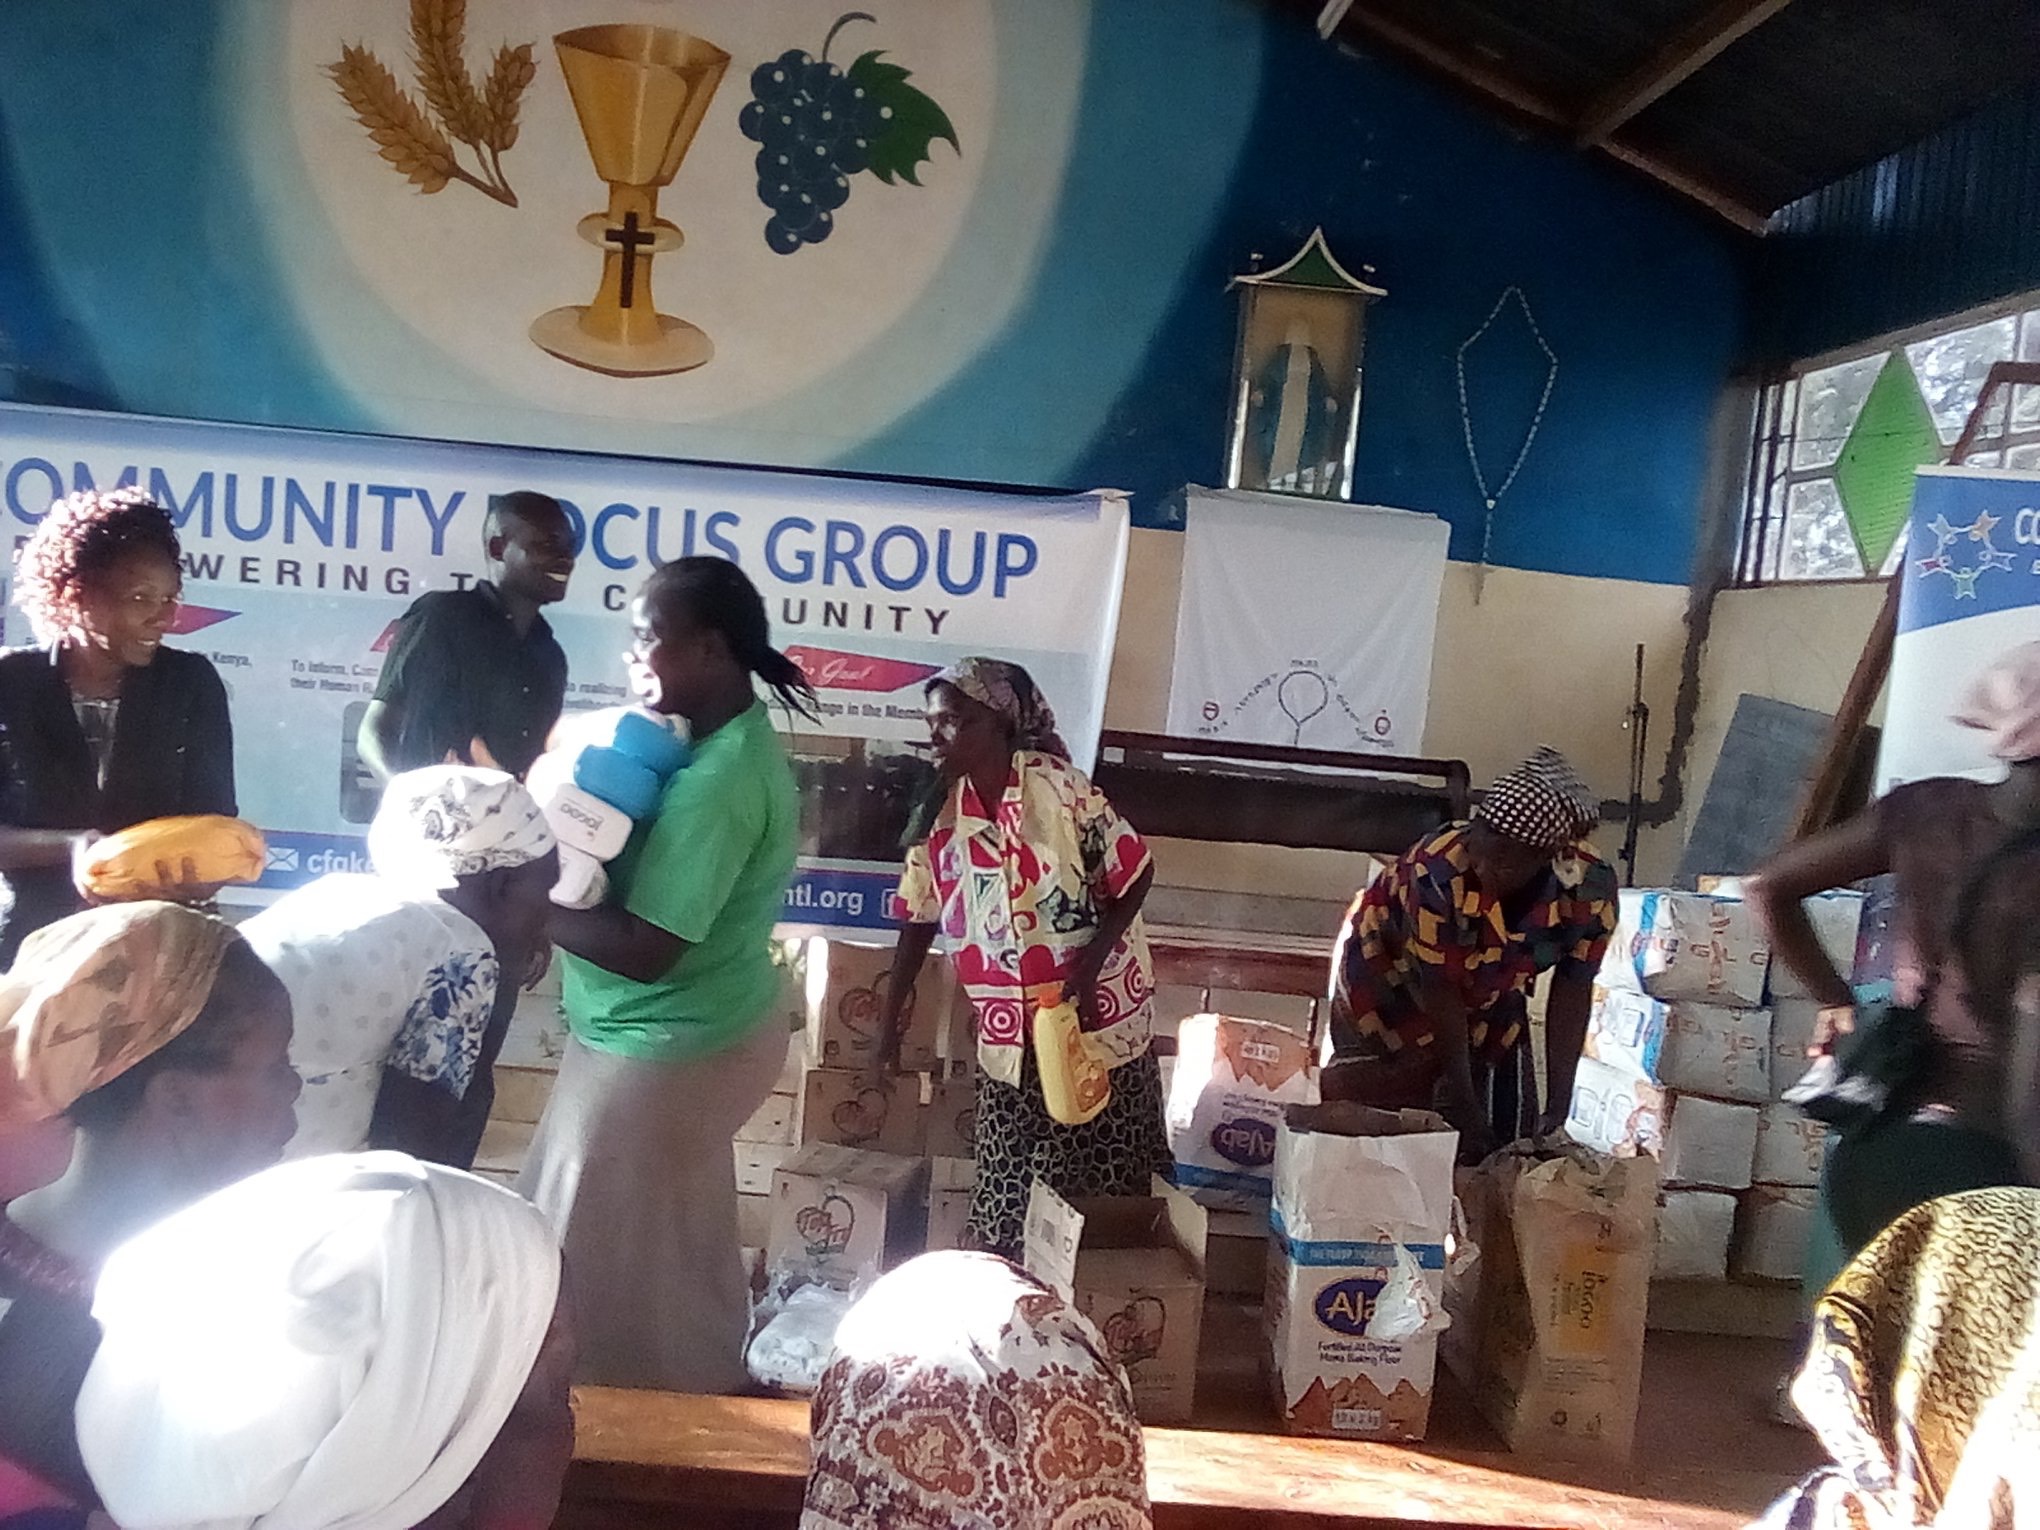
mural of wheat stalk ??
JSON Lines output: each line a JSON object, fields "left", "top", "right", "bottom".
{"left": 328, "top": 0, "right": 535, "bottom": 207}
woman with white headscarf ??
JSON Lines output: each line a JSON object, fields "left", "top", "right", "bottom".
{"left": 72, "top": 1151, "right": 573, "bottom": 1530}
{"left": 803, "top": 1252, "right": 1150, "bottom": 1530}
{"left": 244, "top": 766, "right": 557, "bottom": 1169}
{"left": 1323, "top": 747, "right": 1617, "bottom": 1160}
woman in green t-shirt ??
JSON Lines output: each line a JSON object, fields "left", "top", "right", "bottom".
{"left": 520, "top": 558, "right": 812, "bottom": 1394}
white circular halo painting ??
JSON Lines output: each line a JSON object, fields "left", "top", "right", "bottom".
{"left": 245, "top": 0, "right": 1075, "bottom": 447}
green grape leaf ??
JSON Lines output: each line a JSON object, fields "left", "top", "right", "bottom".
{"left": 846, "top": 50, "right": 959, "bottom": 187}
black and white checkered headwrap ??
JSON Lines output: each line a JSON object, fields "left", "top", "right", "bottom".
{"left": 1476, "top": 746, "right": 1598, "bottom": 853}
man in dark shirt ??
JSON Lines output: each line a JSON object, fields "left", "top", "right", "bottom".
{"left": 358, "top": 492, "right": 577, "bottom": 781}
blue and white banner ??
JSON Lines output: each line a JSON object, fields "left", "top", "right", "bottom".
{"left": 1880, "top": 466, "right": 2040, "bottom": 792}
{"left": 0, "top": 403, "right": 1130, "bottom": 932}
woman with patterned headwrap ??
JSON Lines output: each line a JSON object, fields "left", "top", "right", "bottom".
{"left": 1323, "top": 747, "right": 1617, "bottom": 1161}
{"left": 802, "top": 1252, "right": 1151, "bottom": 1530}
{"left": 877, "top": 659, "right": 1167, "bottom": 1259}
{"left": 0, "top": 901, "right": 298, "bottom": 1518}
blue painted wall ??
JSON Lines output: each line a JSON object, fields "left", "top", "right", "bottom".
{"left": 0, "top": 0, "right": 1747, "bottom": 584}
{"left": 1750, "top": 80, "right": 2040, "bottom": 367}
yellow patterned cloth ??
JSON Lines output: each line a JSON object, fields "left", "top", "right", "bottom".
{"left": 1761, "top": 1188, "right": 2040, "bottom": 1529}
{"left": 0, "top": 901, "right": 235, "bottom": 1126}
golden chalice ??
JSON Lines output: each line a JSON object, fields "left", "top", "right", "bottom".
{"left": 530, "top": 24, "right": 729, "bottom": 376}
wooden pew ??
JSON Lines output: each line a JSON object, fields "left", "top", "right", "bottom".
{"left": 563, "top": 1388, "right": 1749, "bottom": 1530}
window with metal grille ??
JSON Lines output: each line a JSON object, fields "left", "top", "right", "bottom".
{"left": 1737, "top": 297, "right": 2040, "bottom": 585}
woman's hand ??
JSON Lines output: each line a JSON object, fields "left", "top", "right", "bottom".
{"left": 77, "top": 846, "right": 226, "bottom": 906}
{"left": 1067, "top": 940, "right": 1109, "bottom": 1030}
{"left": 522, "top": 943, "right": 553, "bottom": 993}
{"left": 1810, "top": 1004, "right": 1857, "bottom": 1058}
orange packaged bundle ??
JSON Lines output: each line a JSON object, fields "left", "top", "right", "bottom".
{"left": 80, "top": 815, "right": 266, "bottom": 899}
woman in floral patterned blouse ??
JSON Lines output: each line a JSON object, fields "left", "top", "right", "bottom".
{"left": 878, "top": 659, "right": 1168, "bottom": 1259}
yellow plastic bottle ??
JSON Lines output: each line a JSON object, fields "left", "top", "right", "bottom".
{"left": 1032, "top": 982, "right": 1112, "bottom": 1126}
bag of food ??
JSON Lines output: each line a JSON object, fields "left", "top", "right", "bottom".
{"left": 1033, "top": 984, "right": 1111, "bottom": 1126}
{"left": 80, "top": 815, "right": 265, "bottom": 899}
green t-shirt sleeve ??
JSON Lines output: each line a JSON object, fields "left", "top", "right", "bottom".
{"left": 623, "top": 767, "right": 763, "bottom": 945}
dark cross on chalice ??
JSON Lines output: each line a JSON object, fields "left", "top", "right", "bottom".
{"left": 530, "top": 25, "right": 729, "bottom": 377}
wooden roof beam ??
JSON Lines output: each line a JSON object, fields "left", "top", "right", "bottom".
{"left": 1575, "top": 0, "right": 1796, "bottom": 147}
{"left": 1329, "top": 4, "right": 1770, "bottom": 233}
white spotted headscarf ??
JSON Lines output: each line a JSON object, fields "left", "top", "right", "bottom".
{"left": 368, "top": 766, "right": 554, "bottom": 893}
{"left": 1476, "top": 747, "right": 1599, "bottom": 885}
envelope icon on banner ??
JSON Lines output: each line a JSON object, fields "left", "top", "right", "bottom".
{"left": 265, "top": 846, "right": 300, "bottom": 873}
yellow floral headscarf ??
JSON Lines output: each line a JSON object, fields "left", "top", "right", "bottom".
{"left": 0, "top": 902, "right": 237, "bottom": 1127}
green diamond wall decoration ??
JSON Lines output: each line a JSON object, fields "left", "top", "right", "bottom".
{"left": 1833, "top": 352, "right": 1942, "bottom": 570}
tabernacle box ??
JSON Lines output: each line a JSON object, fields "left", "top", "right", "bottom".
{"left": 1599, "top": 890, "right": 1772, "bottom": 1008}
{"left": 1446, "top": 1147, "right": 1659, "bottom": 1462}
{"left": 1585, "top": 987, "right": 1771, "bottom": 1104}
{"left": 1266, "top": 1103, "right": 1457, "bottom": 1442}
{"left": 766, "top": 1144, "right": 928, "bottom": 1290}
{"left": 1023, "top": 1177, "right": 1209, "bottom": 1425}
{"left": 803, "top": 938, "right": 943, "bottom": 1074}
{"left": 1166, "top": 1013, "right": 1318, "bottom": 1212}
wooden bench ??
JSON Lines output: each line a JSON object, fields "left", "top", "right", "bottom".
{"left": 563, "top": 1388, "right": 1750, "bottom": 1530}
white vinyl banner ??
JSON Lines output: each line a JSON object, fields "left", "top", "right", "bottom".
{"left": 1880, "top": 466, "right": 2040, "bottom": 792}
{"left": 0, "top": 404, "right": 1130, "bottom": 932}
{"left": 1165, "top": 488, "right": 1448, "bottom": 754}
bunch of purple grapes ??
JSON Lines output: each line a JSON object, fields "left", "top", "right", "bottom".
{"left": 739, "top": 48, "right": 883, "bottom": 254}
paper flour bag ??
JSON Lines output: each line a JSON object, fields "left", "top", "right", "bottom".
{"left": 1266, "top": 1103, "right": 1457, "bottom": 1441}
{"left": 1445, "top": 1146, "right": 1658, "bottom": 1462}
{"left": 1167, "top": 1014, "right": 1317, "bottom": 1211}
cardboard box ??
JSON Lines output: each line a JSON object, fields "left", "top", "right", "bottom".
{"left": 735, "top": 1140, "right": 797, "bottom": 1198}
{"left": 736, "top": 1090, "right": 797, "bottom": 1147}
{"left": 1768, "top": 1001, "right": 1822, "bottom": 1102}
{"left": 1734, "top": 1186, "right": 1817, "bottom": 1283}
{"left": 1565, "top": 1055, "right": 1665, "bottom": 1158}
{"left": 767, "top": 1143, "right": 928, "bottom": 1288}
{"left": 925, "top": 1156, "right": 976, "bottom": 1253}
{"left": 1599, "top": 891, "right": 1771, "bottom": 1008}
{"left": 1165, "top": 1014, "right": 1317, "bottom": 1211}
{"left": 1753, "top": 1102, "right": 1826, "bottom": 1188}
{"left": 921, "top": 1073, "right": 977, "bottom": 1160}
{"left": 798, "top": 1067, "right": 926, "bottom": 1157}
{"left": 1266, "top": 1103, "right": 1457, "bottom": 1442}
{"left": 1585, "top": 988, "right": 1771, "bottom": 1104}
{"left": 940, "top": 983, "right": 977, "bottom": 1077}
{"left": 1025, "top": 1176, "right": 1209, "bottom": 1425}
{"left": 1655, "top": 1188, "right": 1737, "bottom": 1281}
{"left": 1205, "top": 1208, "right": 1272, "bottom": 1298}
{"left": 738, "top": 1191, "right": 773, "bottom": 1250}
{"left": 490, "top": 1064, "right": 556, "bottom": 1126}
{"left": 1445, "top": 1148, "right": 1658, "bottom": 1462}
{"left": 805, "top": 938, "right": 943, "bottom": 1073}
{"left": 1766, "top": 893, "right": 1864, "bottom": 1002}
{"left": 1661, "top": 1094, "right": 1759, "bottom": 1190}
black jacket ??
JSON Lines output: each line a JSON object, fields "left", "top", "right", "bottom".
{"left": 0, "top": 644, "right": 236, "bottom": 961}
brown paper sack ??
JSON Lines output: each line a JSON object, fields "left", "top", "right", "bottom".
{"left": 1445, "top": 1147, "right": 1659, "bottom": 1462}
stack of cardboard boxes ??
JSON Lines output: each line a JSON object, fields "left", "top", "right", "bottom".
{"left": 1566, "top": 888, "right": 1859, "bottom": 1288}
{"left": 735, "top": 937, "right": 978, "bottom": 1258}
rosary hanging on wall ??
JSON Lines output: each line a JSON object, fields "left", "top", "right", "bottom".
{"left": 1455, "top": 286, "right": 1558, "bottom": 602}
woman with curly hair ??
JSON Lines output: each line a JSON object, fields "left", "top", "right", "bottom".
{"left": 0, "top": 487, "right": 236, "bottom": 963}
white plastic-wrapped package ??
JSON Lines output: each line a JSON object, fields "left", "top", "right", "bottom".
{"left": 1586, "top": 987, "right": 1771, "bottom": 1103}
{"left": 1599, "top": 891, "right": 1771, "bottom": 1007}
{"left": 745, "top": 1282, "right": 859, "bottom": 1394}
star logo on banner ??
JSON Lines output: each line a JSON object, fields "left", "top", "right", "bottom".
{"left": 1914, "top": 511, "right": 2016, "bottom": 599}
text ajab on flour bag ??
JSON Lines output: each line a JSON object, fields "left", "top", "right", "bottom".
{"left": 1266, "top": 1103, "right": 1458, "bottom": 1442}
{"left": 1166, "top": 1014, "right": 1318, "bottom": 1212}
